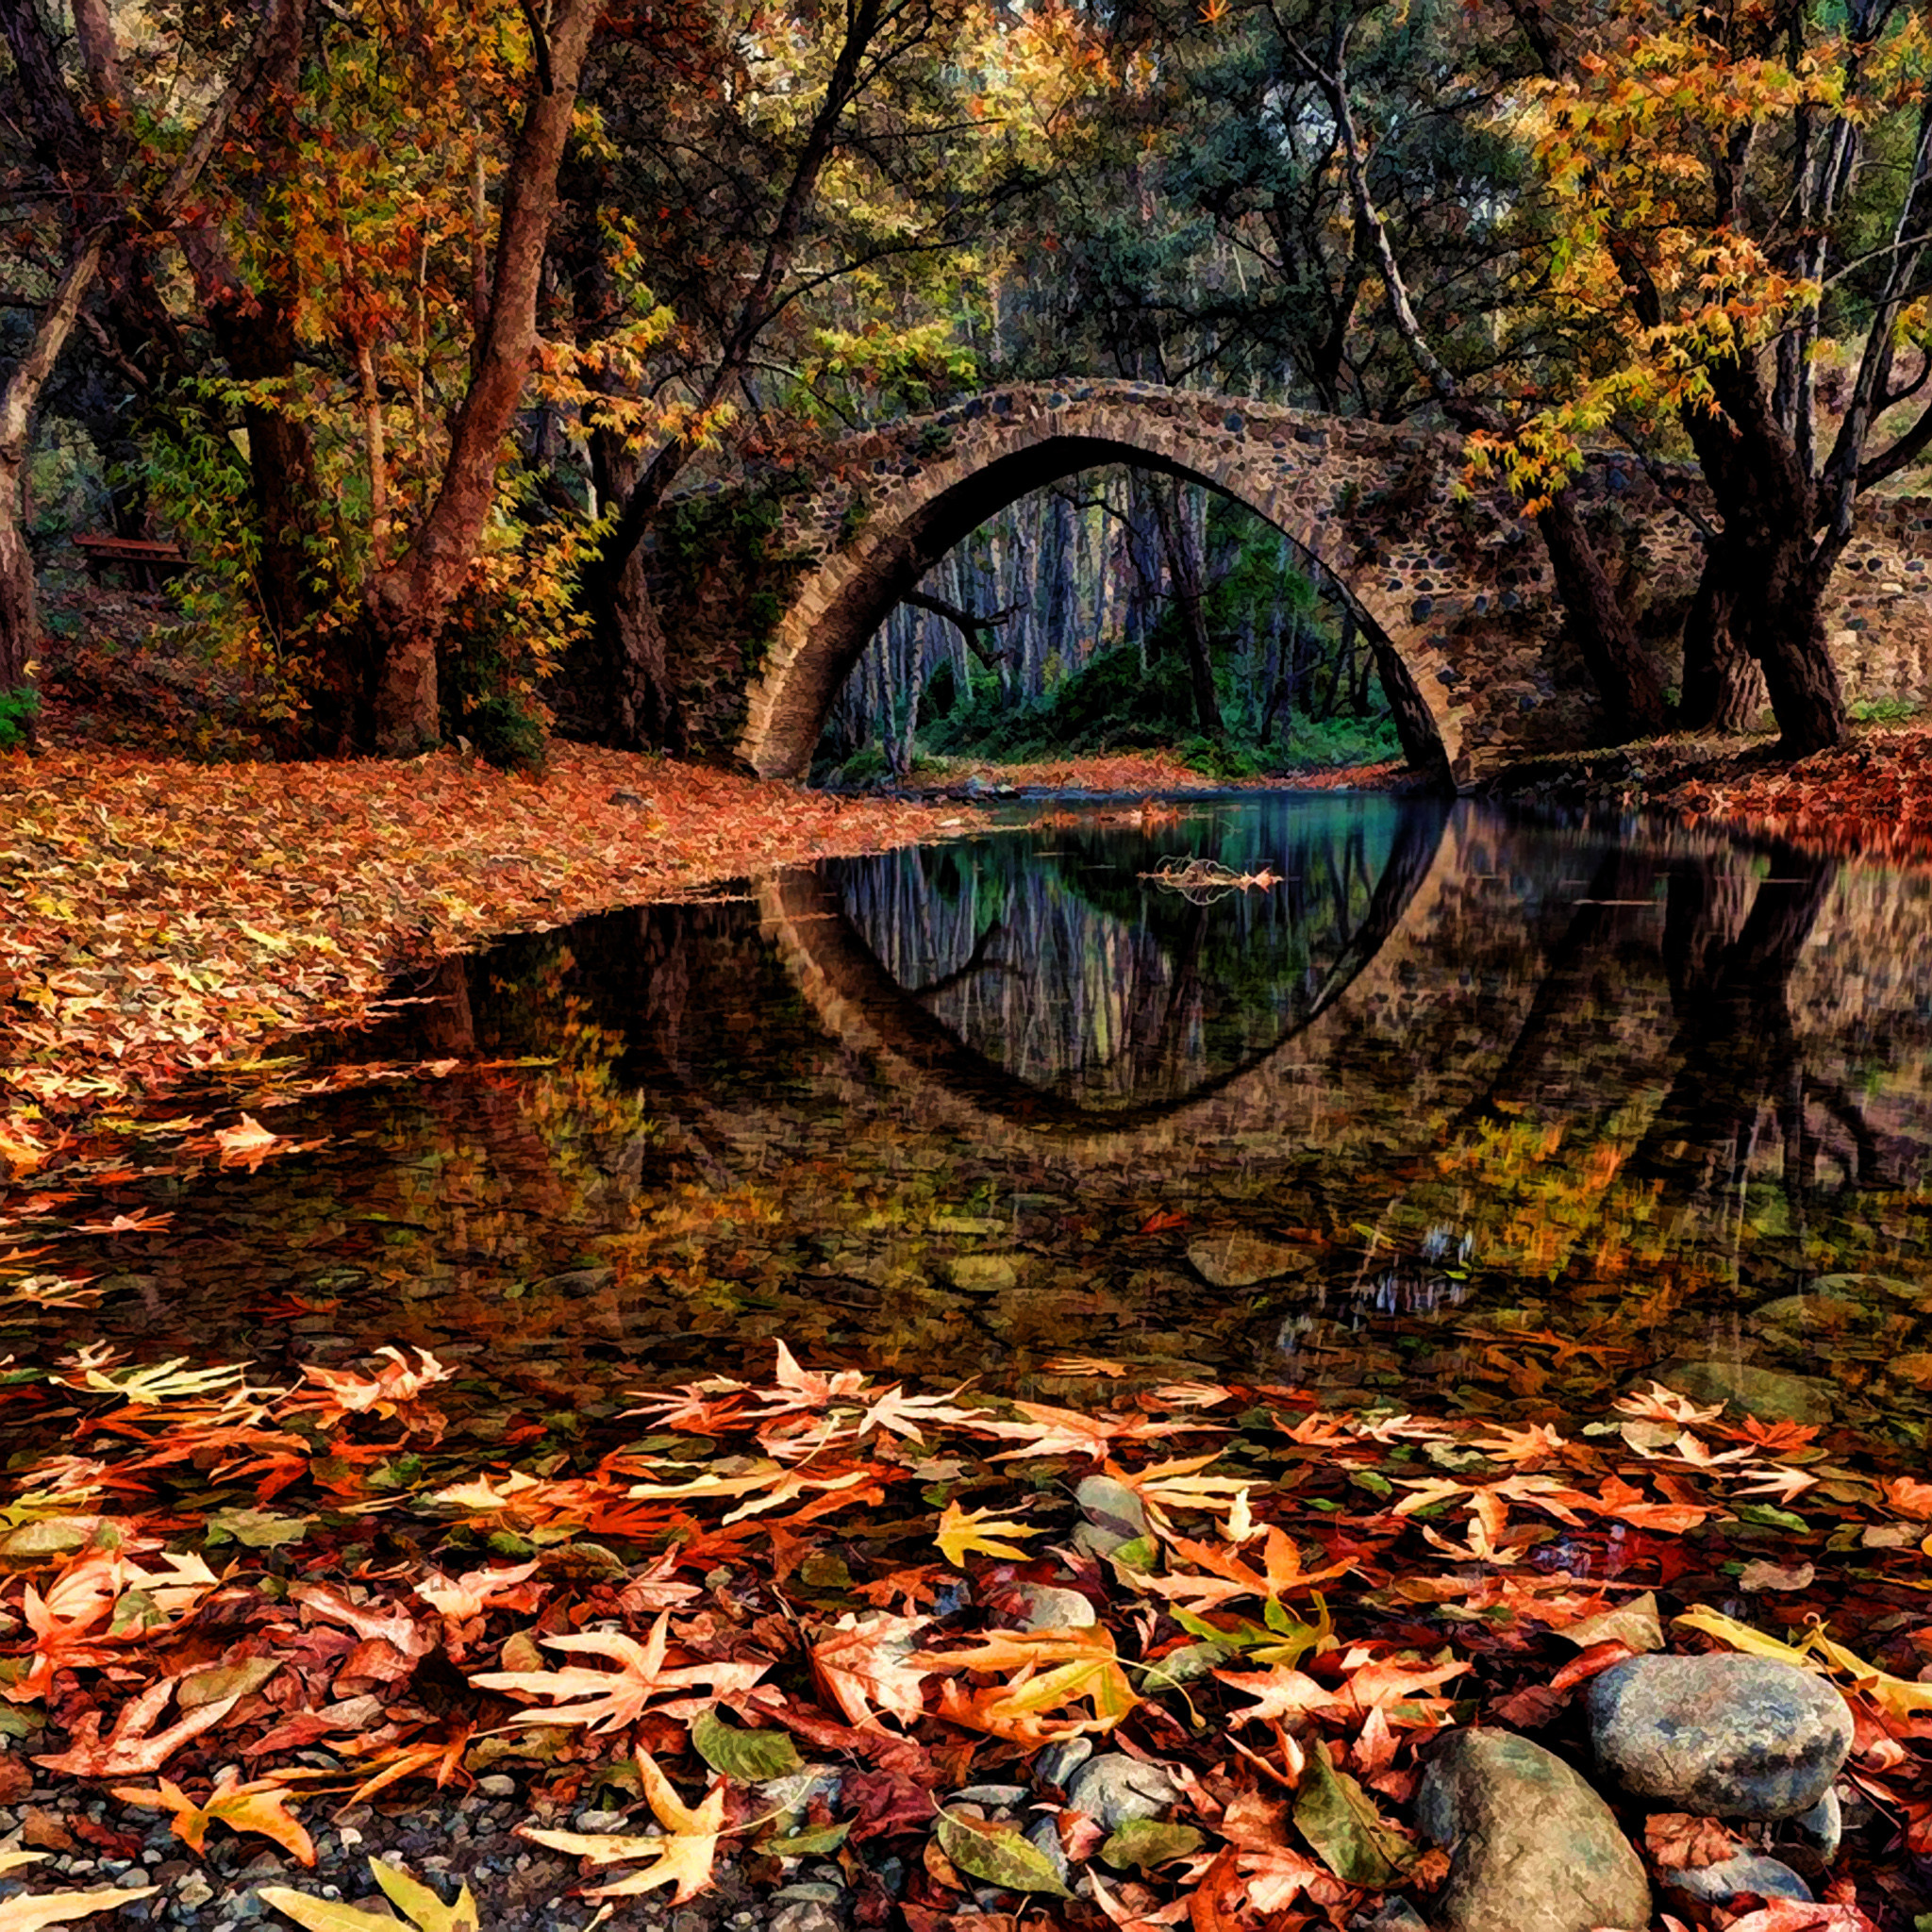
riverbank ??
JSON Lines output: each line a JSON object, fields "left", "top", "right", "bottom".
{"left": 8, "top": 727, "right": 1932, "bottom": 1177}
{"left": 0, "top": 744, "right": 977, "bottom": 1178}
{"left": 1474, "top": 724, "right": 1932, "bottom": 866}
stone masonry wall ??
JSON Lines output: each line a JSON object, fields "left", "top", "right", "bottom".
{"left": 642, "top": 382, "right": 1932, "bottom": 782}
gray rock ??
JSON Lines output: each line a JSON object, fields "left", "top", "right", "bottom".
{"left": 1074, "top": 1475, "right": 1150, "bottom": 1558}
{"left": 1033, "top": 1740, "right": 1094, "bottom": 1790}
{"left": 1187, "top": 1232, "right": 1319, "bottom": 1289}
{"left": 1065, "top": 1756, "right": 1182, "bottom": 1833}
{"left": 1017, "top": 1583, "right": 1096, "bottom": 1630}
{"left": 1023, "top": 1815, "right": 1073, "bottom": 1890}
{"left": 1348, "top": 1903, "right": 1429, "bottom": 1932}
{"left": 573, "top": 1807, "right": 628, "bottom": 1832}
{"left": 1588, "top": 1654, "right": 1852, "bottom": 1818}
{"left": 950, "top": 1785, "right": 1029, "bottom": 1809}
{"left": 1658, "top": 1852, "right": 1812, "bottom": 1905}
{"left": 757, "top": 1768, "right": 843, "bottom": 1818}
{"left": 1653, "top": 1359, "right": 1835, "bottom": 1424}
{"left": 1790, "top": 1787, "right": 1841, "bottom": 1858}
{"left": 1415, "top": 1729, "right": 1651, "bottom": 1932}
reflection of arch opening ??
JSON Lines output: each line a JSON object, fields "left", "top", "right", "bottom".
{"left": 741, "top": 410, "right": 1462, "bottom": 784}
{"left": 758, "top": 801, "right": 1450, "bottom": 1146}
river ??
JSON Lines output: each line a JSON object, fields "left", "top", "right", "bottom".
{"left": 6, "top": 791, "right": 1929, "bottom": 1462}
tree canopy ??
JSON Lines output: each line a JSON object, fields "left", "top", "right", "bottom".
{"left": 1, "top": 0, "right": 1927, "bottom": 764}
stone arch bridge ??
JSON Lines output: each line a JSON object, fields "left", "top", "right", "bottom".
{"left": 646, "top": 380, "right": 1932, "bottom": 787}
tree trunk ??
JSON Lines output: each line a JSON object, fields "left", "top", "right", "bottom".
{"left": 1678, "top": 546, "right": 1764, "bottom": 732}
{"left": 1531, "top": 490, "right": 1668, "bottom": 738}
{"left": 0, "top": 234, "right": 105, "bottom": 716}
{"left": 1750, "top": 567, "right": 1847, "bottom": 758}
{"left": 1678, "top": 356, "right": 1849, "bottom": 757}
{"left": 364, "top": 0, "right": 602, "bottom": 754}
{"left": 605, "top": 547, "right": 689, "bottom": 754}
{"left": 1149, "top": 479, "right": 1223, "bottom": 736}
{"left": 0, "top": 465, "right": 40, "bottom": 724}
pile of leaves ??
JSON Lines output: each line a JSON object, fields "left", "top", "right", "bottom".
{"left": 0, "top": 1341, "right": 1927, "bottom": 1928}
{"left": 1485, "top": 727, "right": 1932, "bottom": 869}
{"left": 1656, "top": 732, "right": 1932, "bottom": 867}
{"left": 0, "top": 746, "right": 970, "bottom": 1178}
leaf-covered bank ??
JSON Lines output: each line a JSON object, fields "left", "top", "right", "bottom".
{"left": 0, "top": 746, "right": 973, "bottom": 1178}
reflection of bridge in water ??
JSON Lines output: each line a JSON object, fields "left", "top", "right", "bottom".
{"left": 757, "top": 804, "right": 1457, "bottom": 1158}
{"left": 756, "top": 809, "right": 1932, "bottom": 1223}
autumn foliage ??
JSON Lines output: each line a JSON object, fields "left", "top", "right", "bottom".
{"left": 0, "top": 745, "right": 966, "bottom": 1176}
{"left": 0, "top": 1339, "right": 1924, "bottom": 1924}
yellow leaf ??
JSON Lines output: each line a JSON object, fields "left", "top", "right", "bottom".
{"left": 935, "top": 1501, "right": 1041, "bottom": 1567}
{"left": 916, "top": 1625, "right": 1139, "bottom": 1742}
{"left": 1671, "top": 1607, "right": 1816, "bottom": 1669}
{"left": 0, "top": 1885, "right": 160, "bottom": 1930}
{"left": 518, "top": 1749, "right": 724, "bottom": 1906}
{"left": 111, "top": 1768, "right": 315, "bottom": 1865}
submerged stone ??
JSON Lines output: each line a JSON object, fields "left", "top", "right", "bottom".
{"left": 1186, "top": 1232, "right": 1320, "bottom": 1288}
{"left": 1652, "top": 1359, "right": 1835, "bottom": 1424}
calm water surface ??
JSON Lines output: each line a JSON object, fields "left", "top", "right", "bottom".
{"left": 7, "top": 794, "right": 1931, "bottom": 1454}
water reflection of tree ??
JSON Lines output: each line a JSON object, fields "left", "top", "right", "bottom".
{"left": 1627, "top": 856, "right": 1842, "bottom": 1254}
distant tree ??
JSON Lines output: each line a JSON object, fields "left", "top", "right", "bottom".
{"left": 559, "top": 0, "right": 1000, "bottom": 753}
{"left": 0, "top": 0, "right": 303, "bottom": 714}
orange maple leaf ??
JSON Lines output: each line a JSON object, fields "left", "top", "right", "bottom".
{"left": 974, "top": 1401, "right": 1208, "bottom": 1461}
{"left": 472, "top": 1611, "right": 769, "bottom": 1730}
{"left": 914, "top": 1625, "right": 1138, "bottom": 1743}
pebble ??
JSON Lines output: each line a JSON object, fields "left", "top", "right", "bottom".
{"left": 1065, "top": 1755, "right": 1180, "bottom": 1833}
{"left": 1657, "top": 1851, "right": 1812, "bottom": 1905}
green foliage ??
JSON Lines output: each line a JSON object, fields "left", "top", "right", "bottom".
{"left": 1279, "top": 713, "right": 1404, "bottom": 772}
{"left": 1850, "top": 696, "right": 1922, "bottom": 725}
{"left": 825, "top": 742, "right": 892, "bottom": 787}
{"left": 0, "top": 687, "right": 40, "bottom": 753}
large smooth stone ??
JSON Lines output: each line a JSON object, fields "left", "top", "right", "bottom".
{"left": 1415, "top": 1730, "right": 1651, "bottom": 1932}
{"left": 1587, "top": 1654, "right": 1852, "bottom": 1818}
{"left": 1653, "top": 1359, "right": 1835, "bottom": 1424}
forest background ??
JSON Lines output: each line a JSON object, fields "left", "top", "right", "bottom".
{"left": 2, "top": 0, "right": 1929, "bottom": 786}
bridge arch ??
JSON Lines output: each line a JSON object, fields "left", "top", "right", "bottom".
{"left": 736, "top": 386, "right": 1491, "bottom": 784}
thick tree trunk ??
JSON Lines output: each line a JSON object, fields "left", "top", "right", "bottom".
{"left": 608, "top": 547, "right": 688, "bottom": 754}
{"left": 1531, "top": 491, "right": 1668, "bottom": 738}
{"left": 1750, "top": 569, "right": 1847, "bottom": 758}
{"left": 1679, "top": 357, "right": 1849, "bottom": 756}
{"left": 1678, "top": 547, "right": 1764, "bottom": 732}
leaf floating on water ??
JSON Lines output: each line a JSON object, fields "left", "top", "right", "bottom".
{"left": 1138, "top": 856, "right": 1285, "bottom": 904}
